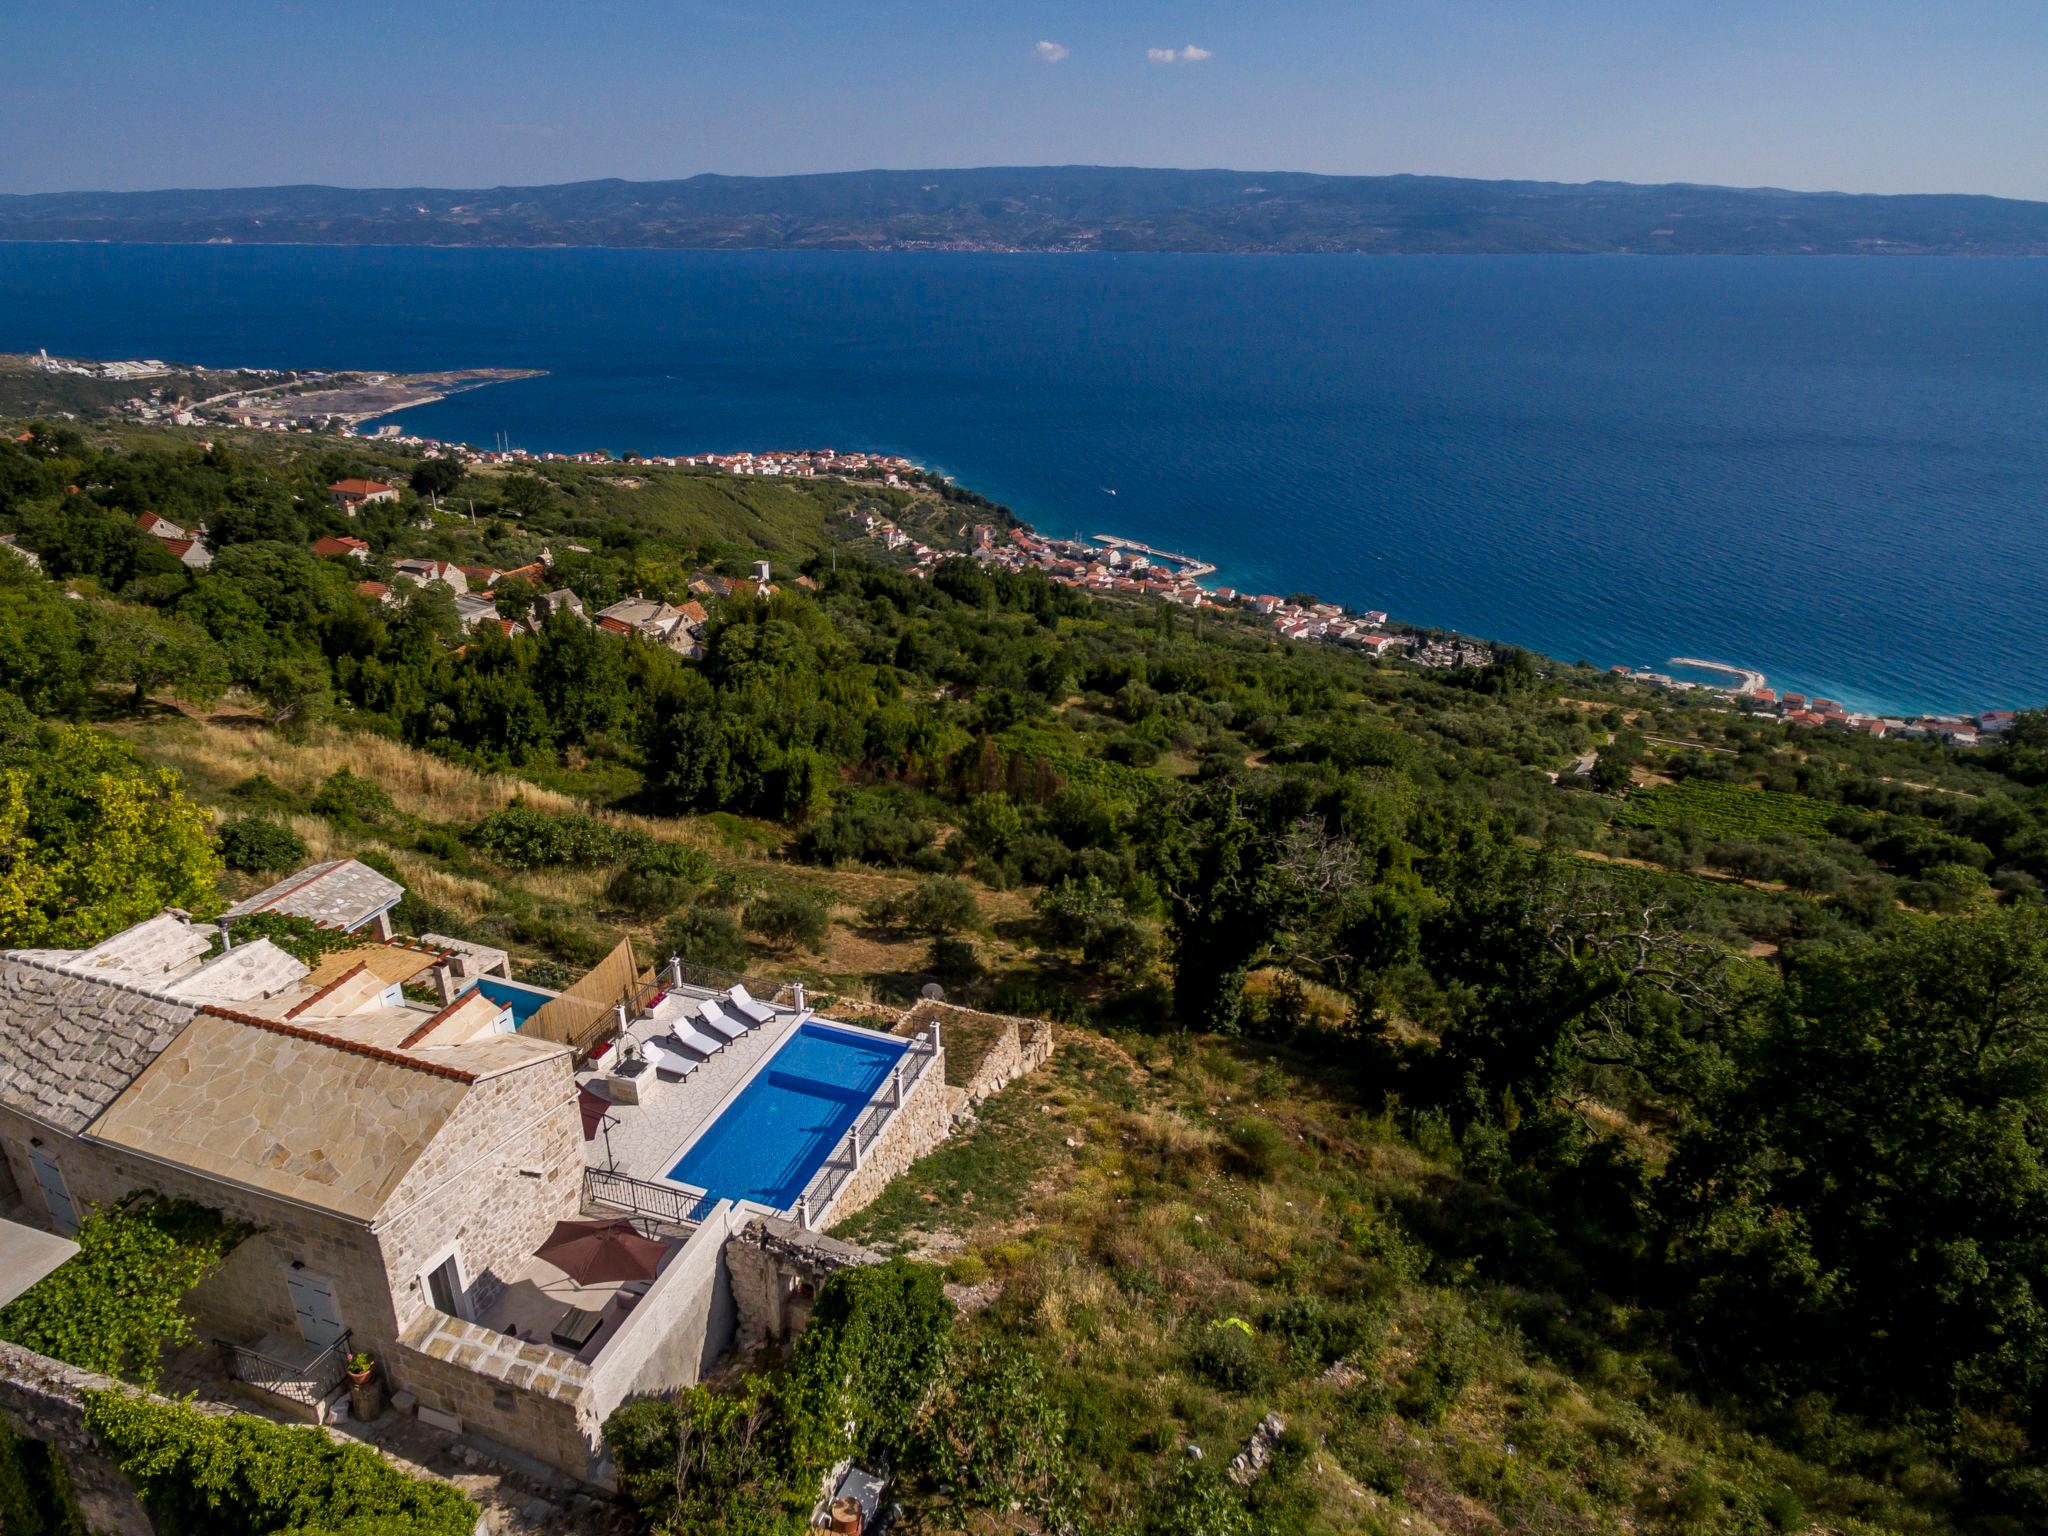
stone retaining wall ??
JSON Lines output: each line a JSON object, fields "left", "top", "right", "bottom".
{"left": 0, "top": 1340, "right": 155, "bottom": 1535}
{"left": 814, "top": 1042, "right": 951, "bottom": 1228}
{"left": 727, "top": 1217, "right": 882, "bottom": 1349}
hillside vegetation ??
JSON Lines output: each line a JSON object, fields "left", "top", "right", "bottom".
{"left": 4, "top": 419, "right": 2048, "bottom": 1534}
{"left": 6, "top": 167, "right": 2048, "bottom": 254}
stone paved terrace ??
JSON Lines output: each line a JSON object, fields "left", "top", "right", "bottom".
{"left": 576, "top": 987, "right": 808, "bottom": 1182}
{"left": 471, "top": 1242, "right": 682, "bottom": 1364}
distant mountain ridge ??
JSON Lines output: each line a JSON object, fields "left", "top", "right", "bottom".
{"left": 4, "top": 166, "right": 2047, "bottom": 254}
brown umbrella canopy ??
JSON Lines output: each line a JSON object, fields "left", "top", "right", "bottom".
{"left": 534, "top": 1218, "right": 667, "bottom": 1285}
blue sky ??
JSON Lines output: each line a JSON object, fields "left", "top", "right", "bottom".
{"left": 6, "top": 1, "right": 2045, "bottom": 198}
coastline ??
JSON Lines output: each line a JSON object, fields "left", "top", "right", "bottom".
{"left": 344, "top": 412, "right": 2026, "bottom": 741}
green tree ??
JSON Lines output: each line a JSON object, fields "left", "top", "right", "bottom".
{"left": 0, "top": 725, "right": 222, "bottom": 946}
{"left": 899, "top": 875, "right": 981, "bottom": 937}
{"left": 744, "top": 888, "right": 831, "bottom": 950}
{"left": 1661, "top": 907, "right": 2048, "bottom": 1417}
{"left": 216, "top": 815, "right": 308, "bottom": 875}
{"left": 657, "top": 908, "right": 750, "bottom": 972}
{"left": 410, "top": 457, "right": 464, "bottom": 502}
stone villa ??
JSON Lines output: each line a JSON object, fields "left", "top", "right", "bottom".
{"left": 0, "top": 860, "right": 1035, "bottom": 1485}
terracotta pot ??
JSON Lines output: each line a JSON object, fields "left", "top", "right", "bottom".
{"left": 829, "top": 1495, "right": 862, "bottom": 1535}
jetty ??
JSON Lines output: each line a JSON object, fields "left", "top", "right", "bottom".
{"left": 1091, "top": 533, "right": 1217, "bottom": 579}
{"left": 1669, "top": 657, "right": 1767, "bottom": 695}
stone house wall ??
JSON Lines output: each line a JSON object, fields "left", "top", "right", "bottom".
{"left": 376, "top": 1060, "right": 583, "bottom": 1341}
{"left": 393, "top": 1313, "right": 595, "bottom": 1480}
{"left": 814, "top": 1044, "right": 950, "bottom": 1228}
{"left": 0, "top": 1105, "right": 398, "bottom": 1358}
{"left": 395, "top": 1203, "right": 741, "bottom": 1487}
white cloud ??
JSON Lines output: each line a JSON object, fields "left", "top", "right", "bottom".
{"left": 1147, "top": 44, "right": 1212, "bottom": 64}
{"left": 1179, "top": 45, "right": 1212, "bottom": 62}
{"left": 1034, "top": 40, "right": 1068, "bottom": 63}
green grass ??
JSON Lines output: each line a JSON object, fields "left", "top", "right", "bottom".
{"left": 845, "top": 1031, "right": 1968, "bottom": 1536}
{"left": 1613, "top": 779, "right": 1849, "bottom": 842}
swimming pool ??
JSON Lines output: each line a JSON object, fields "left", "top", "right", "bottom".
{"left": 469, "top": 976, "right": 557, "bottom": 1028}
{"left": 667, "top": 1022, "right": 910, "bottom": 1212}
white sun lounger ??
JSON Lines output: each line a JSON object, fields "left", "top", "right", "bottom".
{"left": 661, "top": 1022, "right": 726, "bottom": 1058}
{"left": 639, "top": 1040, "right": 698, "bottom": 1082}
{"left": 697, "top": 1000, "right": 748, "bottom": 1042}
{"left": 726, "top": 984, "right": 777, "bottom": 1026}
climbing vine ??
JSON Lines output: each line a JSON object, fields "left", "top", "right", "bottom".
{"left": 82, "top": 1391, "right": 478, "bottom": 1536}
{"left": 0, "top": 1197, "right": 244, "bottom": 1386}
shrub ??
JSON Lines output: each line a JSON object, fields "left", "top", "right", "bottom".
{"left": 218, "top": 911, "right": 371, "bottom": 966}
{"left": 796, "top": 787, "right": 936, "bottom": 867}
{"left": 227, "top": 772, "right": 300, "bottom": 813}
{"left": 216, "top": 815, "right": 307, "bottom": 875}
{"left": 1226, "top": 1116, "right": 1288, "bottom": 1180}
{"left": 1185, "top": 1318, "right": 1267, "bottom": 1394}
{"left": 465, "top": 803, "right": 648, "bottom": 869}
{"left": 84, "top": 1390, "right": 477, "bottom": 1535}
{"left": 1398, "top": 1310, "right": 1482, "bottom": 1424}
{"left": 605, "top": 1259, "right": 952, "bottom": 1534}
{"left": 604, "top": 842, "right": 715, "bottom": 917}
{"left": 0, "top": 1199, "right": 244, "bottom": 1387}
{"left": 743, "top": 889, "right": 831, "bottom": 950}
{"left": 309, "top": 767, "right": 395, "bottom": 824}
{"left": 656, "top": 908, "right": 750, "bottom": 971}
{"left": 899, "top": 874, "right": 980, "bottom": 936}
{"left": 913, "top": 1337, "right": 1077, "bottom": 1523}
{"left": 1263, "top": 1295, "right": 1381, "bottom": 1372}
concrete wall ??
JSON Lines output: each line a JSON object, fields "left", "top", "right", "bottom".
{"left": 376, "top": 1061, "right": 583, "bottom": 1339}
{"left": 582, "top": 1201, "right": 737, "bottom": 1424}
{"left": 816, "top": 1043, "right": 950, "bottom": 1229}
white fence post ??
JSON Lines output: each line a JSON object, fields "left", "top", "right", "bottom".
{"left": 799, "top": 1195, "right": 811, "bottom": 1228}
{"left": 931, "top": 1019, "right": 942, "bottom": 1053}
{"left": 850, "top": 1122, "right": 862, "bottom": 1166}
{"left": 667, "top": 956, "right": 682, "bottom": 988}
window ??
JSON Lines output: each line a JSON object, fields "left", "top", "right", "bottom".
{"left": 425, "top": 1254, "right": 465, "bottom": 1318}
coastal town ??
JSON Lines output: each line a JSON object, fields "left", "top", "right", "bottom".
{"left": 6, "top": 348, "right": 2030, "bottom": 735}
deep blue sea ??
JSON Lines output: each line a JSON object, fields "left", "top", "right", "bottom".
{"left": 1, "top": 243, "right": 2043, "bottom": 715}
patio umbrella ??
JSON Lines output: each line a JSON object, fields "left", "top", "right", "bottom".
{"left": 577, "top": 1086, "right": 612, "bottom": 1141}
{"left": 534, "top": 1218, "right": 667, "bottom": 1286}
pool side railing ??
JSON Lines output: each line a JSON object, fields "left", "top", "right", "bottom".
{"left": 788, "top": 1021, "right": 942, "bottom": 1229}
{"left": 583, "top": 1166, "right": 713, "bottom": 1230}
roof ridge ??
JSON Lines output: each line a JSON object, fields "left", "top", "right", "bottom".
{"left": 1, "top": 950, "right": 200, "bottom": 1011}
{"left": 397, "top": 987, "right": 485, "bottom": 1049}
{"left": 230, "top": 858, "right": 352, "bottom": 923}
{"left": 199, "top": 1003, "right": 477, "bottom": 1084}
{"left": 282, "top": 960, "right": 371, "bottom": 1020}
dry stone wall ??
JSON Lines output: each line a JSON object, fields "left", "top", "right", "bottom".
{"left": 0, "top": 1341, "right": 155, "bottom": 1536}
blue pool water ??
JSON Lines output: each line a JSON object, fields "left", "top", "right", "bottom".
{"left": 667, "top": 1022, "right": 910, "bottom": 1211}
{"left": 470, "top": 977, "right": 555, "bottom": 1028}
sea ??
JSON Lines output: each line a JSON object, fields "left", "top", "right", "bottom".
{"left": 1, "top": 242, "right": 2043, "bottom": 716}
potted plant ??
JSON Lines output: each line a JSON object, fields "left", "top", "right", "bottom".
{"left": 346, "top": 1350, "right": 385, "bottom": 1421}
